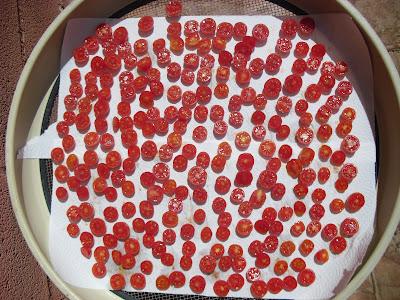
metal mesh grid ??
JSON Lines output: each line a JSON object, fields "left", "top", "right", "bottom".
{"left": 120, "top": 0, "right": 299, "bottom": 18}
{"left": 40, "top": 1, "right": 302, "bottom": 299}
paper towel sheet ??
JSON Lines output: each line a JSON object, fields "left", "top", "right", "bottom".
{"left": 21, "top": 14, "right": 376, "bottom": 299}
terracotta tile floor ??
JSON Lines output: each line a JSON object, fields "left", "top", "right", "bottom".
{"left": 0, "top": 0, "right": 399, "bottom": 299}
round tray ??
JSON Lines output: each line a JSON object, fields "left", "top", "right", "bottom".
{"left": 6, "top": 1, "right": 400, "bottom": 299}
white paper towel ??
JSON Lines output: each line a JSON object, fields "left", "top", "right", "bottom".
{"left": 21, "top": 15, "right": 376, "bottom": 299}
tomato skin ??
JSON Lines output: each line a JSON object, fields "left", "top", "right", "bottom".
{"left": 236, "top": 219, "right": 253, "bottom": 237}
{"left": 169, "top": 271, "right": 186, "bottom": 288}
{"left": 346, "top": 192, "right": 365, "bottom": 212}
{"left": 274, "top": 260, "right": 288, "bottom": 275}
{"left": 110, "top": 273, "right": 126, "bottom": 290}
{"left": 234, "top": 171, "right": 253, "bottom": 187}
{"left": 257, "top": 170, "right": 277, "bottom": 191}
{"left": 190, "top": 275, "right": 206, "bottom": 294}
{"left": 155, "top": 274, "right": 171, "bottom": 291}
{"left": 265, "top": 53, "right": 282, "bottom": 74}
{"left": 341, "top": 218, "right": 359, "bottom": 237}
{"left": 255, "top": 252, "right": 271, "bottom": 269}
{"left": 330, "top": 236, "right": 347, "bottom": 254}
{"left": 251, "top": 280, "right": 268, "bottom": 298}
{"left": 297, "top": 268, "right": 316, "bottom": 286}
{"left": 263, "top": 78, "right": 282, "bottom": 99}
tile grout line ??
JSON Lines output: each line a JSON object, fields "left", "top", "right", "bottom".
{"left": 371, "top": 272, "right": 381, "bottom": 300}
{"left": 15, "top": 0, "right": 26, "bottom": 59}
{"left": 46, "top": 277, "right": 52, "bottom": 299}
